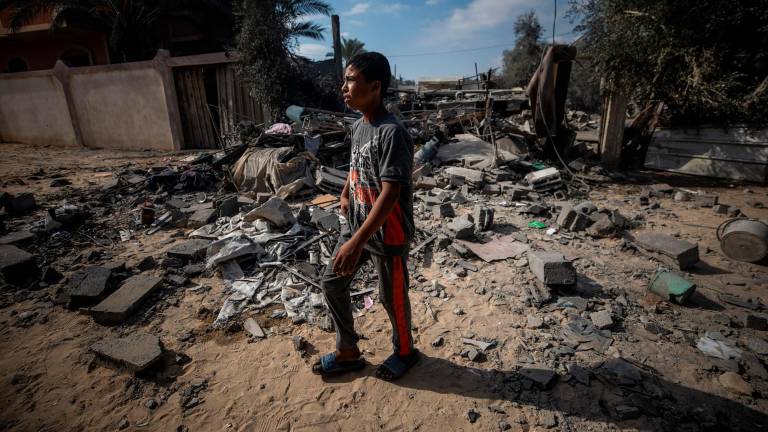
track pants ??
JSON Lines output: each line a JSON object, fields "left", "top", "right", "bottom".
{"left": 321, "top": 235, "right": 414, "bottom": 357}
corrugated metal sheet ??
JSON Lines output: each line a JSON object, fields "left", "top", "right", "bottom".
{"left": 644, "top": 126, "right": 768, "bottom": 182}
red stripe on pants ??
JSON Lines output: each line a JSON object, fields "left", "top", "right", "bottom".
{"left": 392, "top": 255, "right": 410, "bottom": 356}
{"left": 384, "top": 202, "right": 406, "bottom": 245}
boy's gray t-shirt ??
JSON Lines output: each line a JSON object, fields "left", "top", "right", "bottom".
{"left": 348, "top": 112, "right": 414, "bottom": 256}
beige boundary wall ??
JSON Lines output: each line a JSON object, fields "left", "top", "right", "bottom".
{"left": 0, "top": 51, "right": 237, "bottom": 151}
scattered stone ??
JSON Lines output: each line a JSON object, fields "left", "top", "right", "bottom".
{"left": 718, "top": 372, "right": 753, "bottom": 396}
{"left": 745, "top": 314, "right": 768, "bottom": 331}
{"left": 498, "top": 420, "right": 511, "bottom": 431}
{"left": 453, "top": 307, "right": 465, "bottom": 316}
{"left": 4, "top": 193, "right": 36, "bottom": 215}
{"left": 118, "top": 418, "right": 129, "bottom": 429}
{"left": 567, "top": 363, "right": 591, "bottom": 386}
{"left": 573, "top": 201, "right": 597, "bottom": 215}
{"left": 447, "top": 216, "right": 475, "bottom": 240}
{"left": 90, "top": 332, "right": 163, "bottom": 373}
{"left": 187, "top": 208, "right": 217, "bottom": 229}
{"left": 0, "top": 230, "right": 35, "bottom": 245}
{"left": 244, "top": 318, "right": 265, "bottom": 338}
{"left": 67, "top": 266, "right": 113, "bottom": 308}
{"left": 537, "top": 410, "right": 557, "bottom": 428}
{"left": 135, "top": 256, "right": 156, "bottom": 271}
{"left": 415, "top": 176, "right": 437, "bottom": 190}
{"left": 692, "top": 193, "right": 718, "bottom": 208}
{"left": 713, "top": 204, "right": 730, "bottom": 214}
{"left": 614, "top": 405, "right": 641, "bottom": 420}
{"left": 673, "top": 191, "right": 689, "bottom": 201}
{"left": 634, "top": 233, "right": 699, "bottom": 270}
{"left": 431, "top": 336, "right": 444, "bottom": 347}
{"left": 586, "top": 213, "right": 616, "bottom": 238}
{"left": 528, "top": 251, "right": 576, "bottom": 285}
{"left": 467, "top": 409, "right": 480, "bottom": 423}
{"left": 90, "top": 274, "right": 163, "bottom": 325}
{"left": 167, "top": 239, "right": 211, "bottom": 264}
{"left": 292, "top": 336, "right": 307, "bottom": 354}
{"left": 527, "top": 315, "right": 544, "bottom": 329}
{"left": 433, "top": 203, "right": 455, "bottom": 219}
{"left": 467, "top": 348, "right": 482, "bottom": 362}
{"left": 519, "top": 366, "right": 557, "bottom": 389}
{"left": 589, "top": 310, "right": 614, "bottom": 330}
{"left": 0, "top": 244, "right": 38, "bottom": 284}
{"left": 145, "top": 398, "right": 158, "bottom": 410}
{"left": 49, "top": 178, "right": 71, "bottom": 187}
{"left": 745, "top": 336, "right": 768, "bottom": 355}
{"left": 165, "top": 274, "right": 188, "bottom": 287}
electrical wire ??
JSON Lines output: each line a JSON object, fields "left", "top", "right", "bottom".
{"left": 387, "top": 43, "right": 513, "bottom": 58}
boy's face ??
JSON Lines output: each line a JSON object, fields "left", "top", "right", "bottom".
{"left": 342, "top": 65, "right": 380, "bottom": 111}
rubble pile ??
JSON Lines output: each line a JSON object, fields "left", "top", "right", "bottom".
{"left": 1, "top": 100, "right": 768, "bottom": 431}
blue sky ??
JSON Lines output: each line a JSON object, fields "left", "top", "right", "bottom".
{"left": 295, "top": 0, "right": 580, "bottom": 81}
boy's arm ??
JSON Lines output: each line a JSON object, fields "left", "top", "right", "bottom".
{"left": 333, "top": 181, "right": 401, "bottom": 276}
{"left": 340, "top": 177, "right": 350, "bottom": 215}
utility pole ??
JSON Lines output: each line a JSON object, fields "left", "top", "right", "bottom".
{"left": 331, "top": 15, "right": 343, "bottom": 86}
{"left": 475, "top": 62, "right": 480, "bottom": 89}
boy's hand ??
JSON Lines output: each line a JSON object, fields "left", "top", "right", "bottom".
{"left": 333, "top": 237, "right": 364, "bottom": 276}
{"left": 340, "top": 195, "right": 349, "bottom": 216}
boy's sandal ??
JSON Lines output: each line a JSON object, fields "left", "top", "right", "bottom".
{"left": 312, "top": 352, "right": 366, "bottom": 376}
{"left": 375, "top": 350, "right": 420, "bottom": 381}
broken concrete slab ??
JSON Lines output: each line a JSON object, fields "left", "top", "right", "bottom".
{"left": 167, "top": 239, "right": 211, "bottom": 263}
{"left": 528, "top": 251, "right": 576, "bottom": 285}
{"left": 4, "top": 193, "right": 36, "bottom": 215}
{"left": 187, "top": 208, "right": 217, "bottom": 229}
{"left": 90, "top": 332, "right": 163, "bottom": 373}
{"left": 0, "top": 244, "right": 38, "bottom": 284}
{"left": 634, "top": 232, "right": 699, "bottom": 270}
{"left": 519, "top": 366, "right": 558, "bottom": 389}
{"left": 444, "top": 166, "right": 484, "bottom": 184}
{"left": 243, "top": 196, "right": 297, "bottom": 227}
{"left": 432, "top": 203, "right": 455, "bottom": 219}
{"left": 692, "top": 193, "right": 719, "bottom": 208}
{"left": 68, "top": 266, "right": 114, "bottom": 308}
{"left": 90, "top": 274, "right": 163, "bottom": 325}
{"left": 0, "top": 230, "right": 35, "bottom": 245}
{"left": 586, "top": 213, "right": 616, "bottom": 238}
{"left": 455, "top": 235, "right": 529, "bottom": 262}
{"left": 414, "top": 176, "right": 437, "bottom": 190}
{"left": 244, "top": 317, "right": 265, "bottom": 338}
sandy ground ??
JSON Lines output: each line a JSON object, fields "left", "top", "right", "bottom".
{"left": 1, "top": 143, "right": 768, "bottom": 432}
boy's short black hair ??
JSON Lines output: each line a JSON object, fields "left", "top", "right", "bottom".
{"left": 347, "top": 52, "right": 391, "bottom": 97}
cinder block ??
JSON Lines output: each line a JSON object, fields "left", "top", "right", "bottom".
{"left": 528, "top": 251, "right": 576, "bottom": 285}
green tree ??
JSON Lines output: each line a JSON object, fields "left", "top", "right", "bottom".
{"left": 234, "top": 0, "right": 332, "bottom": 117}
{"left": 568, "top": 0, "right": 768, "bottom": 124}
{"left": 501, "top": 10, "right": 544, "bottom": 87}
{"left": 325, "top": 37, "right": 366, "bottom": 63}
{"left": 0, "top": 0, "right": 234, "bottom": 62}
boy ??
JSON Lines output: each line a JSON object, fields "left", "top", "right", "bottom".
{"left": 312, "top": 52, "right": 418, "bottom": 380}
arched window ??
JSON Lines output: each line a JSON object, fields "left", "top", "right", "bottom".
{"left": 8, "top": 57, "right": 29, "bottom": 72}
{"left": 60, "top": 47, "right": 92, "bottom": 67}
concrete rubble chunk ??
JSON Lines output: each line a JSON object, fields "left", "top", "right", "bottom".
{"left": 586, "top": 213, "right": 616, "bottom": 238}
{"left": 167, "top": 239, "right": 211, "bottom": 263}
{"left": 472, "top": 205, "right": 494, "bottom": 231}
{"left": 589, "top": 310, "right": 614, "bottom": 330}
{"left": 187, "top": 208, "right": 217, "bottom": 229}
{"left": 90, "top": 332, "right": 163, "bottom": 373}
{"left": 0, "top": 244, "right": 38, "bottom": 284}
{"left": 745, "top": 314, "right": 768, "bottom": 331}
{"left": 527, "top": 314, "right": 544, "bottom": 329}
{"left": 432, "top": 203, "right": 455, "bottom": 219}
{"left": 243, "top": 196, "right": 297, "bottom": 227}
{"left": 414, "top": 176, "right": 437, "bottom": 190}
{"left": 68, "top": 266, "right": 113, "bottom": 308}
{"left": 718, "top": 372, "right": 753, "bottom": 396}
{"left": 0, "top": 230, "right": 35, "bottom": 245}
{"left": 447, "top": 216, "right": 475, "bottom": 240}
{"left": 244, "top": 318, "right": 265, "bottom": 338}
{"left": 524, "top": 168, "right": 562, "bottom": 192}
{"left": 692, "top": 193, "right": 718, "bottom": 208}
{"left": 634, "top": 232, "right": 699, "bottom": 270}
{"left": 519, "top": 366, "right": 558, "bottom": 389}
{"left": 528, "top": 251, "right": 576, "bottom": 285}
{"left": 4, "top": 193, "right": 36, "bottom": 215}
{"left": 444, "top": 166, "right": 484, "bottom": 184}
{"left": 90, "top": 274, "right": 163, "bottom": 325}
{"left": 573, "top": 201, "right": 597, "bottom": 215}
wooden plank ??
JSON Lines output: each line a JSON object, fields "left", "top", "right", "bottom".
{"left": 599, "top": 89, "right": 627, "bottom": 168}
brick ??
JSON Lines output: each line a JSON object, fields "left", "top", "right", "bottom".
{"left": 528, "top": 251, "right": 576, "bottom": 285}
{"left": 90, "top": 274, "right": 163, "bottom": 325}
{"left": 67, "top": 266, "right": 114, "bottom": 308}
{"left": 90, "top": 332, "right": 163, "bottom": 373}
{"left": 0, "top": 245, "right": 38, "bottom": 284}
{"left": 634, "top": 233, "right": 699, "bottom": 270}
{"left": 167, "top": 239, "right": 211, "bottom": 263}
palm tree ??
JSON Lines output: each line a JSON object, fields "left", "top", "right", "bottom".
{"left": 325, "top": 37, "right": 366, "bottom": 62}
{"left": 0, "top": 0, "right": 235, "bottom": 62}
{"left": 276, "top": 0, "right": 331, "bottom": 41}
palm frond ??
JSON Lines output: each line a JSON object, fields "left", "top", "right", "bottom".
{"left": 289, "top": 20, "right": 325, "bottom": 40}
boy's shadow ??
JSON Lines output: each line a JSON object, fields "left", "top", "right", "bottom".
{"left": 326, "top": 353, "right": 768, "bottom": 431}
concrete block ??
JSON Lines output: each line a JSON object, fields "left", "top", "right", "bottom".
{"left": 68, "top": 266, "right": 114, "bottom": 308}
{"left": 0, "top": 230, "right": 35, "bottom": 245}
{"left": 216, "top": 195, "right": 239, "bottom": 217}
{"left": 415, "top": 176, "right": 438, "bottom": 190}
{"left": 482, "top": 184, "right": 501, "bottom": 195}
{"left": 692, "top": 194, "right": 718, "bottom": 208}
{"left": 713, "top": 204, "right": 730, "bottom": 214}
{"left": 0, "top": 245, "right": 38, "bottom": 284}
{"left": 167, "top": 239, "right": 211, "bottom": 263}
{"left": 473, "top": 205, "right": 494, "bottom": 231}
{"left": 634, "top": 233, "right": 699, "bottom": 270}
{"left": 90, "top": 332, "right": 163, "bottom": 373}
{"left": 4, "top": 193, "right": 36, "bottom": 215}
{"left": 528, "top": 251, "right": 576, "bottom": 285}
{"left": 448, "top": 216, "right": 475, "bottom": 240}
{"left": 90, "top": 274, "right": 163, "bottom": 325}
{"left": 433, "top": 203, "right": 455, "bottom": 219}
{"left": 556, "top": 205, "right": 577, "bottom": 228}
{"left": 187, "top": 208, "right": 217, "bottom": 228}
